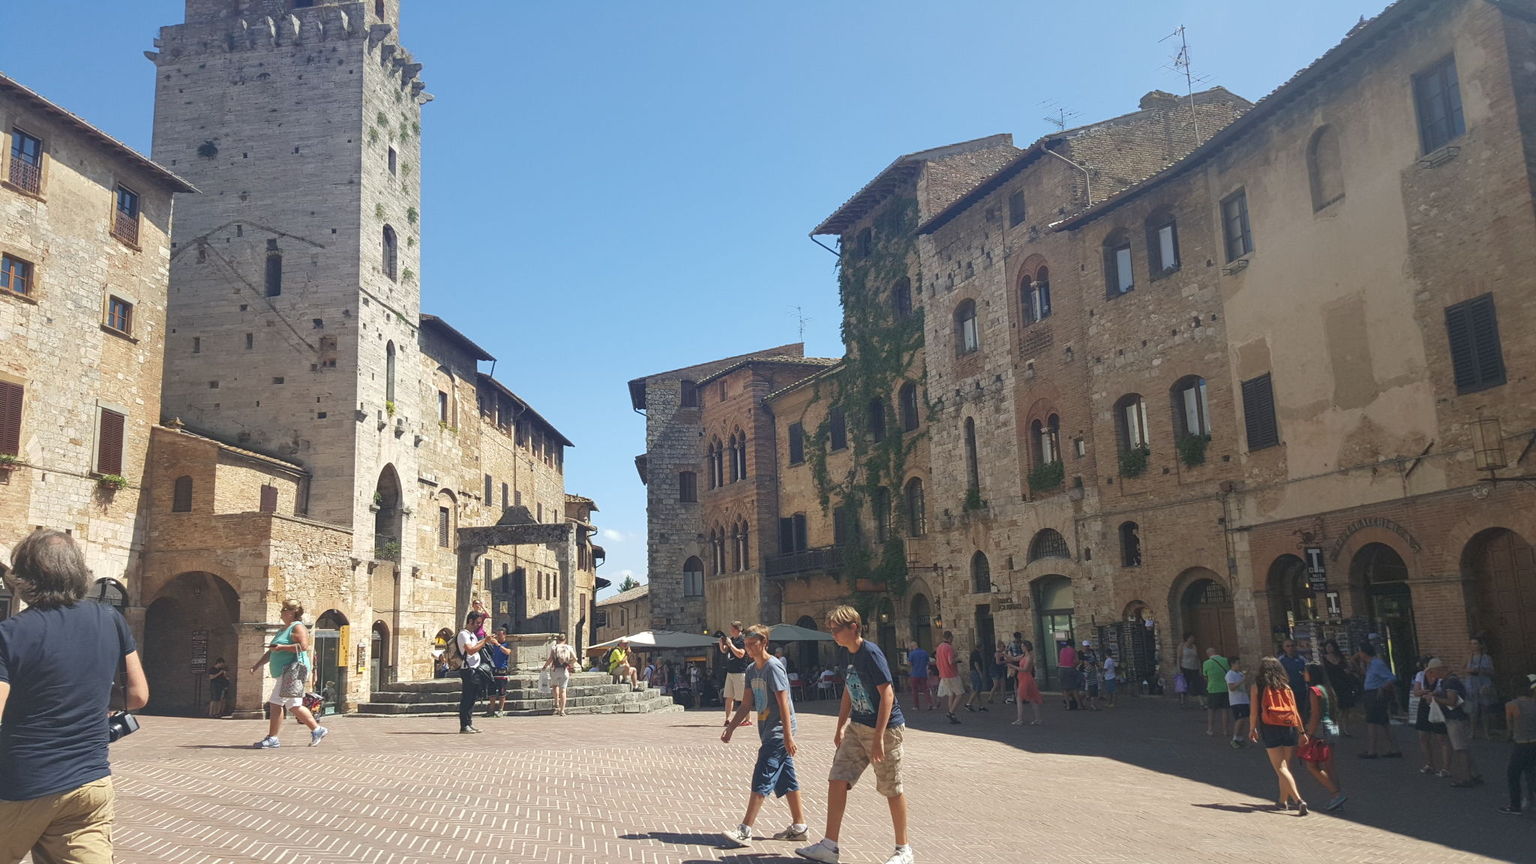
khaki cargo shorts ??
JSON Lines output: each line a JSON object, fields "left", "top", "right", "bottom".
{"left": 0, "top": 776, "right": 115, "bottom": 864}
{"left": 829, "top": 723, "right": 904, "bottom": 797}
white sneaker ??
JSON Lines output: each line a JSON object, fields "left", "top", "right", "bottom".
{"left": 310, "top": 726, "right": 329, "bottom": 746}
{"left": 883, "top": 846, "right": 915, "bottom": 864}
{"left": 795, "top": 839, "right": 839, "bottom": 863}
{"left": 254, "top": 736, "right": 280, "bottom": 749}
{"left": 773, "top": 824, "right": 809, "bottom": 841}
{"left": 721, "top": 825, "right": 752, "bottom": 848}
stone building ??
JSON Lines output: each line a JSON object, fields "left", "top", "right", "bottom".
{"left": 129, "top": 0, "right": 594, "bottom": 715}
{"left": 628, "top": 343, "right": 820, "bottom": 634}
{"left": 1052, "top": 0, "right": 1536, "bottom": 694}
{"left": 0, "top": 74, "right": 194, "bottom": 621}
{"left": 595, "top": 582, "right": 649, "bottom": 647}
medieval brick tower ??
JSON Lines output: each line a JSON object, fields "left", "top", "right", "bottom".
{"left": 148, "top": 0, "right": 426, "bottom": 556}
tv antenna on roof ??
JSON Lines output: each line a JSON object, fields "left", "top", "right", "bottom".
{"left": 1039, "top": 99, "right": 1080, "bottom": 133}
{"left": 790, "top": 305, "right": 812, "bottom": 342}
{"left": 1160, "top": 25, "right": 1212, "bottom": 144}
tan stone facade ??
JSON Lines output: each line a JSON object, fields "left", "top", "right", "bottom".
{"left": 595, "top": 583, "right": 649, "bottom": 647}
{"left": 0, "top": 74, "right": 192, "bottom": 623}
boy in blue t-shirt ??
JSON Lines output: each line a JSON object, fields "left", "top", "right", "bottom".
{"left": 796, "top": 605, "right": 911, "bottom": 864}
{"left": 721, "top": 624, "right": 806, "bottom": 848}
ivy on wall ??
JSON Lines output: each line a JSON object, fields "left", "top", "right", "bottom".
{"left": 801, "top": 198, "right": 926, "bottom": 600}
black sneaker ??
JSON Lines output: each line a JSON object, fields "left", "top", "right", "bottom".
{"left": 963, "top": 704, "right": 975, "bottom": 712}
{"left": 947, "top": 713, "right": 961, "bottom": 725}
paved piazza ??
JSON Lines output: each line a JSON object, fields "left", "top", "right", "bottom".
{"left": 66, "top": 698, "right": 1528, "bottom": 864}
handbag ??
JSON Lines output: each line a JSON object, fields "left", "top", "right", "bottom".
{"left": 279, "top": 660, "right": 309, "bottom": 698}
{"left": 1298, "top": 737, "right": 1333, "bottom": 763}
{"left": 1427, "top": 694, "right": 1447, "bottom": 724}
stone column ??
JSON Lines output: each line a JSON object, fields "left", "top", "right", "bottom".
{"left": 232, "top": 622, "right": 281, "bottom": 719}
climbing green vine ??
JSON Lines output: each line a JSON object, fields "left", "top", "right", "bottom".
{"left": 801, "top": 198, "right": 926, "bottom": 600}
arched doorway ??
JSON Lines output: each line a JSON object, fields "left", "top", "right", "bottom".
{"left": 1350, "top": 543, "right": 1415, "bottom": 694}
{"left": 1176, "top": 570, "right": 1237, "bottom": 659}
{"left": 313, "top": 609, "right": 349, "bottom": 713}
{"left": 1463, "top": 528, "right": 1536, "bottom": 697}
{"left": 371, "top": 620, "right": 390, "bottom": 692}
{"left": 1034, "top": 575, "right": 1074, "bottom": 690}
{"left": 1118, "top": 600, "right": 1159, "bottom": 692}
{"left": 373, "top": 465, "right": 403, "bottom": 560}
{"left": 909, "top": 594, "right": 932, "bottom": 652}
{"left": 142, "top": 572, "right": 240, "bottom": 715}
{"left": 795, "top": 616, "right": 822, "bottom": 675}
{"left": 1266, "top": 555, "right": 1316, "bottom": 641}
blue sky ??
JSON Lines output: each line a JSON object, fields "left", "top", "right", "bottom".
{"left": 6, "top": 1, "right": 1387, "bottom": 594}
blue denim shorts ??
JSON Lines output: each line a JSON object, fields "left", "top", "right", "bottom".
{"left": 751, "top": 736, "right": 799, "bottom": 798}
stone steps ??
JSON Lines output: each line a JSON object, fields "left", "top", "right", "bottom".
{"left": 356, "top": 674, "right": 682, "bottom": 717}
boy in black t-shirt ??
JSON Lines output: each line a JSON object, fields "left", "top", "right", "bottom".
{"left": 796, "top": 605, "right": 912, "bottom": 864}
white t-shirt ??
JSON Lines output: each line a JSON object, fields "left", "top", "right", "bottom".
{"left": 458, "top": 630, "right": 481, "bottom": 669}
{"left": 1225, "top": 669, "right": 1249, "bottom": 705}
{"left": 1102, "top": 657, "right": 1118, "bottom": 681}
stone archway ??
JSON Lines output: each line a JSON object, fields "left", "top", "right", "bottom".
{"left": 1349, "top": 542, "right": 1416, "bottom": 688}
{"left": 372, "top": 465, "right": 403, "bottom": 560}
{"left": 142, "top": 571, "right": 240, "bottom": 716}
{"left": 1266, "top": 554, "right": 1315, "bottom": 641}
{"left": 1462, "top": 528, "right": 1536, "bottom": 696}
{"left": 371, "top": 620, "right": 390, "bottom": 691}
{"left": 1171, "top": 568, "right": 1237, "bottom": 659}
{"left": 909, "top": 593, "right": 932, "bottom": 653}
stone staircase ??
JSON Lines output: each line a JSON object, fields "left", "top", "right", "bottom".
{"left": 355, "top": 671, "right": 684, "bottom": 717}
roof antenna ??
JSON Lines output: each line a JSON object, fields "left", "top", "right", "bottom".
{"left": 1039, "top": 99, "right": 1080, "bottom": 133}
{"left": 1160, "top": 25, "right": 1212, "bottom": 145}
{"left": 790, "top": 305, "right": 812, "bottom": 342}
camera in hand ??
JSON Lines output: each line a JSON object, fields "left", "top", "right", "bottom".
{"left": 107, "top": 711, "right": 140, "bottom": 743}
{"left": 713, "top": 630, "right": 727, "bottom": 640}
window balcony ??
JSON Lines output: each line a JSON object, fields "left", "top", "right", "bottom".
{"left": 8, "top": 160, "right": 41, "bottom": 195}
{"left": 765, "top": 545, "right": 842, "bottom": 578}
{"left": 111, "top": 211, "right": 140, "bottom": 247}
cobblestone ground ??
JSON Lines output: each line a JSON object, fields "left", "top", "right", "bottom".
{"left": 35, "top": 694, "right": 1531, "bottom": 864}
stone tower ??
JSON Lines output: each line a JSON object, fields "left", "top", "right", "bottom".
{"left": 148, "top": 0, "right": 428, "bottom": 553}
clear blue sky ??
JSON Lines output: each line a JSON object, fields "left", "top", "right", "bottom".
{"left": 6, "top": 1, "right": 1386, "bottom": 595}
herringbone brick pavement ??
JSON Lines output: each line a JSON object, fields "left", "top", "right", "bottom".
{"left": 21, "top": 696, "right": 1530, "bottom": 864}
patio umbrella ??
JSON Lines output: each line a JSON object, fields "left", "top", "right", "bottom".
{"left": 769, "top": 623, "right": 834, "bottom": 642}
{"left": 588, "top": 629, "right": 721, "bottom": 652}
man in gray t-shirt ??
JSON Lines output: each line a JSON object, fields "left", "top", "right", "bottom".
{"left": 720, "top": 625, "right": 805, "bottom": 848}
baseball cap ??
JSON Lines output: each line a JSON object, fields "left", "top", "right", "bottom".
{"left": 1425, "top": 657, "right": 1444, "bottom": 670}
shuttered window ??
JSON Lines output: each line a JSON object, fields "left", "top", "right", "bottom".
{"left": 1241, "top": 374, "right": 1279, "bottom": 451}
{"left": 0, "top": 381, "right": 22, "bottom": 456}
{"left": 788, "top": 423, "right": 805, "bottom": 465}
{"left": 260, "top": 485, "right": 278, "bottom": 513}
{"left": 96, "top": 409, "right": 125, "bottom": 475}
{"left": 438, "top": 506, "right": 451, "bottom": 547}
{"left": 1414, "top": 56, "right": 1465, "bottom": 154}
{"left": 1445, "top": 294, "right": 1505, "bottom": 394}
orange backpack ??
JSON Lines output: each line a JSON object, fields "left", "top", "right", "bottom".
{"left": 1261, "top": 686, "right": 1299, "bottom": 727}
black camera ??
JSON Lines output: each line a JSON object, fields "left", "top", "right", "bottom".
{"left": 713, "top": 630, "right": 726, "bottom": 640}
{"left": 107, "top": 711, "right": 140, "bottom": 743}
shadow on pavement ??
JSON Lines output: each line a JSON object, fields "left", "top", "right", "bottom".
{"left": 800, "top": 697, "right": 1528, "bottom": 862}
{"left": 620, "top": 831, "right": 728, "bottom": 846}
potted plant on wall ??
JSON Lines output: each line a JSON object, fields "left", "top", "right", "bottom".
{"left": 96, "top": 473, "right": 128, "bottom": 492}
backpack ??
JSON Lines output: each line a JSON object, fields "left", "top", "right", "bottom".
{"left": 1261, "top": 686, "right": 1299, "bottom": 727}
{"left": 443, "top": 632, "right": 465, "bottom": 671}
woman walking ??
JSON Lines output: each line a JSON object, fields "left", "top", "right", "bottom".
{"left": 456, "top": 610, "right": 494, "bottom": 733}
{"left": 1249, "top": 656, "right": 1308, "bottom": 814}
{"left": 250, "top": 599, "right": 327, "bottom": 749}
{"left": 544, "top": 633, "right": 579, "bottom": 716}
{"left": 1010, "top": 640, "right": 1043, "bottom": 726}
{"left": 1300, "top": 661, "right": 1348, "bottom": 811}
{"left": 1465, "top": 637, "right": 1496, "bottom": 740}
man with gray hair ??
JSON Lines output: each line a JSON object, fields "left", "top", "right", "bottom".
{"left": 0, "top": 529, "right": 148, "bottom": 864}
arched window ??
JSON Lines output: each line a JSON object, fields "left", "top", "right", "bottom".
{"left": 1115, "top": 394, "right": 1150, "bottom": 452}
{"left": 898, "top": 383, "right": 919, "bottom": 432}
{"left": 738, "top": 522, "right": 750, "bottom": 571}
{"left": 734, "top": 432, "right": 748, "bottom": 481}
{"left": 867, "top": 398, "right": 887, "bottom": 443}
{"left": 1027, "top": 529, "right": 1071, "bottom": 562}
{"left": 1171, "top": 376, "right": 1211, "bottom": 438}
{"left": 971, "top": 551, "right": 991, "bottom": 594}
{"left": 1021, "top": 265, "right": 1052, "bottom": 323}
{"left": 385, "top": 341, "right": 396, "bottom": 403}
{"left": 964, "top": 417, "right": 980, "bottom": 494}
{"left": 1103, "top": 229, "right": 1134, "bottom": 297}
{"left": 731, "top": 522, "right": 744, "bottom": 571}
{"left": 727, "top": 433, "right": 740, "bottom": 483}
{"left": 710, "top": 527, "right": 725, "bottom": 575}
{"left": 904, "top": 477, "right": 926, "bottom": 537}
{"left": 954, "top": 300, "right": 979, "bottom": 355}
{"left": 683, "top": 556, "right": 705, "bottom": 597}
{"left": 172, "top": 475, "right": 193, "bottom": 512}
{"left": 891, "top": 277, "right": 912, "bottom": 319}
{"left": 382, "top": 225, "right": 398, "bottom": 281}
{"left": 1120, "top": 521, "right": 1142, "bottom": 567}
{"left": 707, "top": 437, "right": 725, "bottom": 489}
{"left": 1307, "top": 125, "right": 1345, "bottom": 211}
{"left": 1031, "top": 414, "right": 1060, "bottom": 467}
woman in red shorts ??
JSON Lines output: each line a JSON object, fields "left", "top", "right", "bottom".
{"left": 1010, "top": 640, "right": 1043, "bottom": 726}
